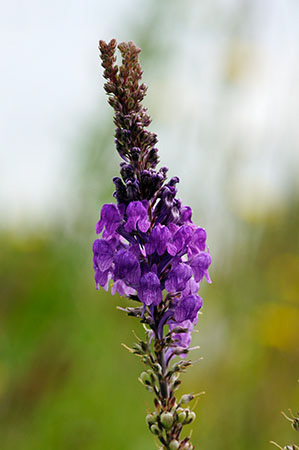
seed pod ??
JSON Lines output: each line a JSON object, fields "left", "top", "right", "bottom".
{"left": 169, "top": 440, "right": 180, "bottom": 450}
{"left": 160, "top": 412, "right": 174, "bottom": 430}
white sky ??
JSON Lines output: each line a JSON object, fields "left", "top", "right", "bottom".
{"left": 0, "top": 0, "right": 142, "bottom": 224}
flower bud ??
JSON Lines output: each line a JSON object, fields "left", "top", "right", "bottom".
{"left": 150, "top": 424, "right": 160, "bottom": 435}
{"left": 152, "top": 363, "right": 162, "bottom": 374}
{"left": 160, "top": 412, "right": 174, "bottom": 430}
{"left": 183, "top": 443, "right": 192, "bottom": 450}
{"left": 169, "top": 440, "right": 180, "bottom": 450}
{"left": 177, "top": 410, "right": 187, "bottom": 423}
{"left": 146, "top": 413, "right": 156, "bottom": 426}
{"left": 185, "top": 410, "right": 196, "bottom": 424}
{"left": 179, "top": 394, "right": 194, "bottom": 405}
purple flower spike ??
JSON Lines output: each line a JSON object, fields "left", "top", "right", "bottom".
{"left": 114, "top": 250, "right": 141, "bottom": 285}
{"left": 190, "top": 252, "right": 212, "bottom": 283}
{"left": 96, "top": 203, "right": 122, "bottom": 236}
{"left": 145, "top": 224, "right": 171, "bottom": 256}
{"left": 165, "top": 263, "right": 193, "bottom": 293}
{"left": 174, "top": 294, "right": 203, "bottom": 323}
{"left": 94, "top": 41, "right": 213, "bottom": 448}
{"left": 137, "top": 272, "right": 162, "bottom": 306}
{"left": 125, "top": 200, "right": 150, "bottom": 233}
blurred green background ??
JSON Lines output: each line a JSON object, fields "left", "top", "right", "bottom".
{"left": 1, "top": 1, "right": 299, "bottom": 449}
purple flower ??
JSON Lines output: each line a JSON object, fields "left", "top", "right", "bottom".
{"left": 165, "top": 263, "right": 192, "bottom": 293}
{"left": 93, "top": 239, "right": 114, "bottom": 272}
{"left": 145, "top": 224, "right": 171, "bottom": 256}
{"left": 94, "top": 268, "right": 111, "bottom": 290}
{"left": 189, "top": 252, "right": 212, "bottom": 283}
{"left": 173, "top": 294, "right": 203, "bottom": 323}
{"left": 169, "top": 225, "right": 193, "bottom": 256}
{"left": 96, "top": 204, "right": 122, "bottom": 237}
{"left": 111, "top": 279, "right": 136, "bottom": 297}
{"left": 169, "top": 320, "right": 193, "bottom": 348}
{"left": 182, "top": 278, "right": 200, "bottom": 296}
{"left": 137, "top": 272, "right": 162, "bottom": 306}
{"left": 191, "top": 227, "right": 207, "bottom": 252}
{"left": 114, "top": 249, "right": 141, "bottom": 285}
{"left": 180, "top": 206, "right": 192, "bottom": 223}
{"left": 124, "top": 200, "right": 150, "bottom": 233}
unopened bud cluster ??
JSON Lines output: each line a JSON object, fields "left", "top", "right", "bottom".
{"left": 146, "top": 406, "right": 196, "bottom": 449}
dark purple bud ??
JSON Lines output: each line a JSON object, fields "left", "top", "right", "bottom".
{"left": 144, "top": 147, "right": 159, "bottom": 169}
{"left": 139, "top": 170, "right": 164, "bottom": 200}
{"left": 130, "top": 147, "right": 140, "bottom": 167}
{"left": 120, "top": 163, "right": 135, "bottom": 182}
{"left": 168, "top": 176, "right": 180, "bottom": 187}
{"left": 137, "top": 272, "right": 162, "bottom": 306}
{"left": 126, "top": 179, "right": 140, "bottom": 201}
{"left": 113, "top": 177, "right": 128, "bottom": 204}
{"left": 154, "top": 181, "right": 181, "bottom": 225}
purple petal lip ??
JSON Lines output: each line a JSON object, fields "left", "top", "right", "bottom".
{"left": 93, "top": 239, "right": 114, "bottom": 272}
{"left": 94, "top": 268, "right": 110, "bottom": 290}
{"left": 111, "top": 279, "right": 136, "bottom": 296}
{"left": 173, "top": 294, "right": 203, "bottom": 323}
{"left": 124, "top": 200, "right": 150, "bottom": 233}
{"left": 137, "top": 272, "right": 162, "bottom": 306}
{"left": 189, "top": 252, "right": 212, "bottom": 282}
{"left": 96, "top": 203, "right": 122, "bottom": 236}
{"left": 114, "top": 249, "right": 141, "bottom": 285}
{"left": 145, "top": 224, "right": 171, "bottom": 256}
{"left": 165, "top": 263, "right": 192, "bottom": 293}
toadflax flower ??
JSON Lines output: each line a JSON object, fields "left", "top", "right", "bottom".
{"left": 93, "top": 39, "right": 212, "bottom": 450}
